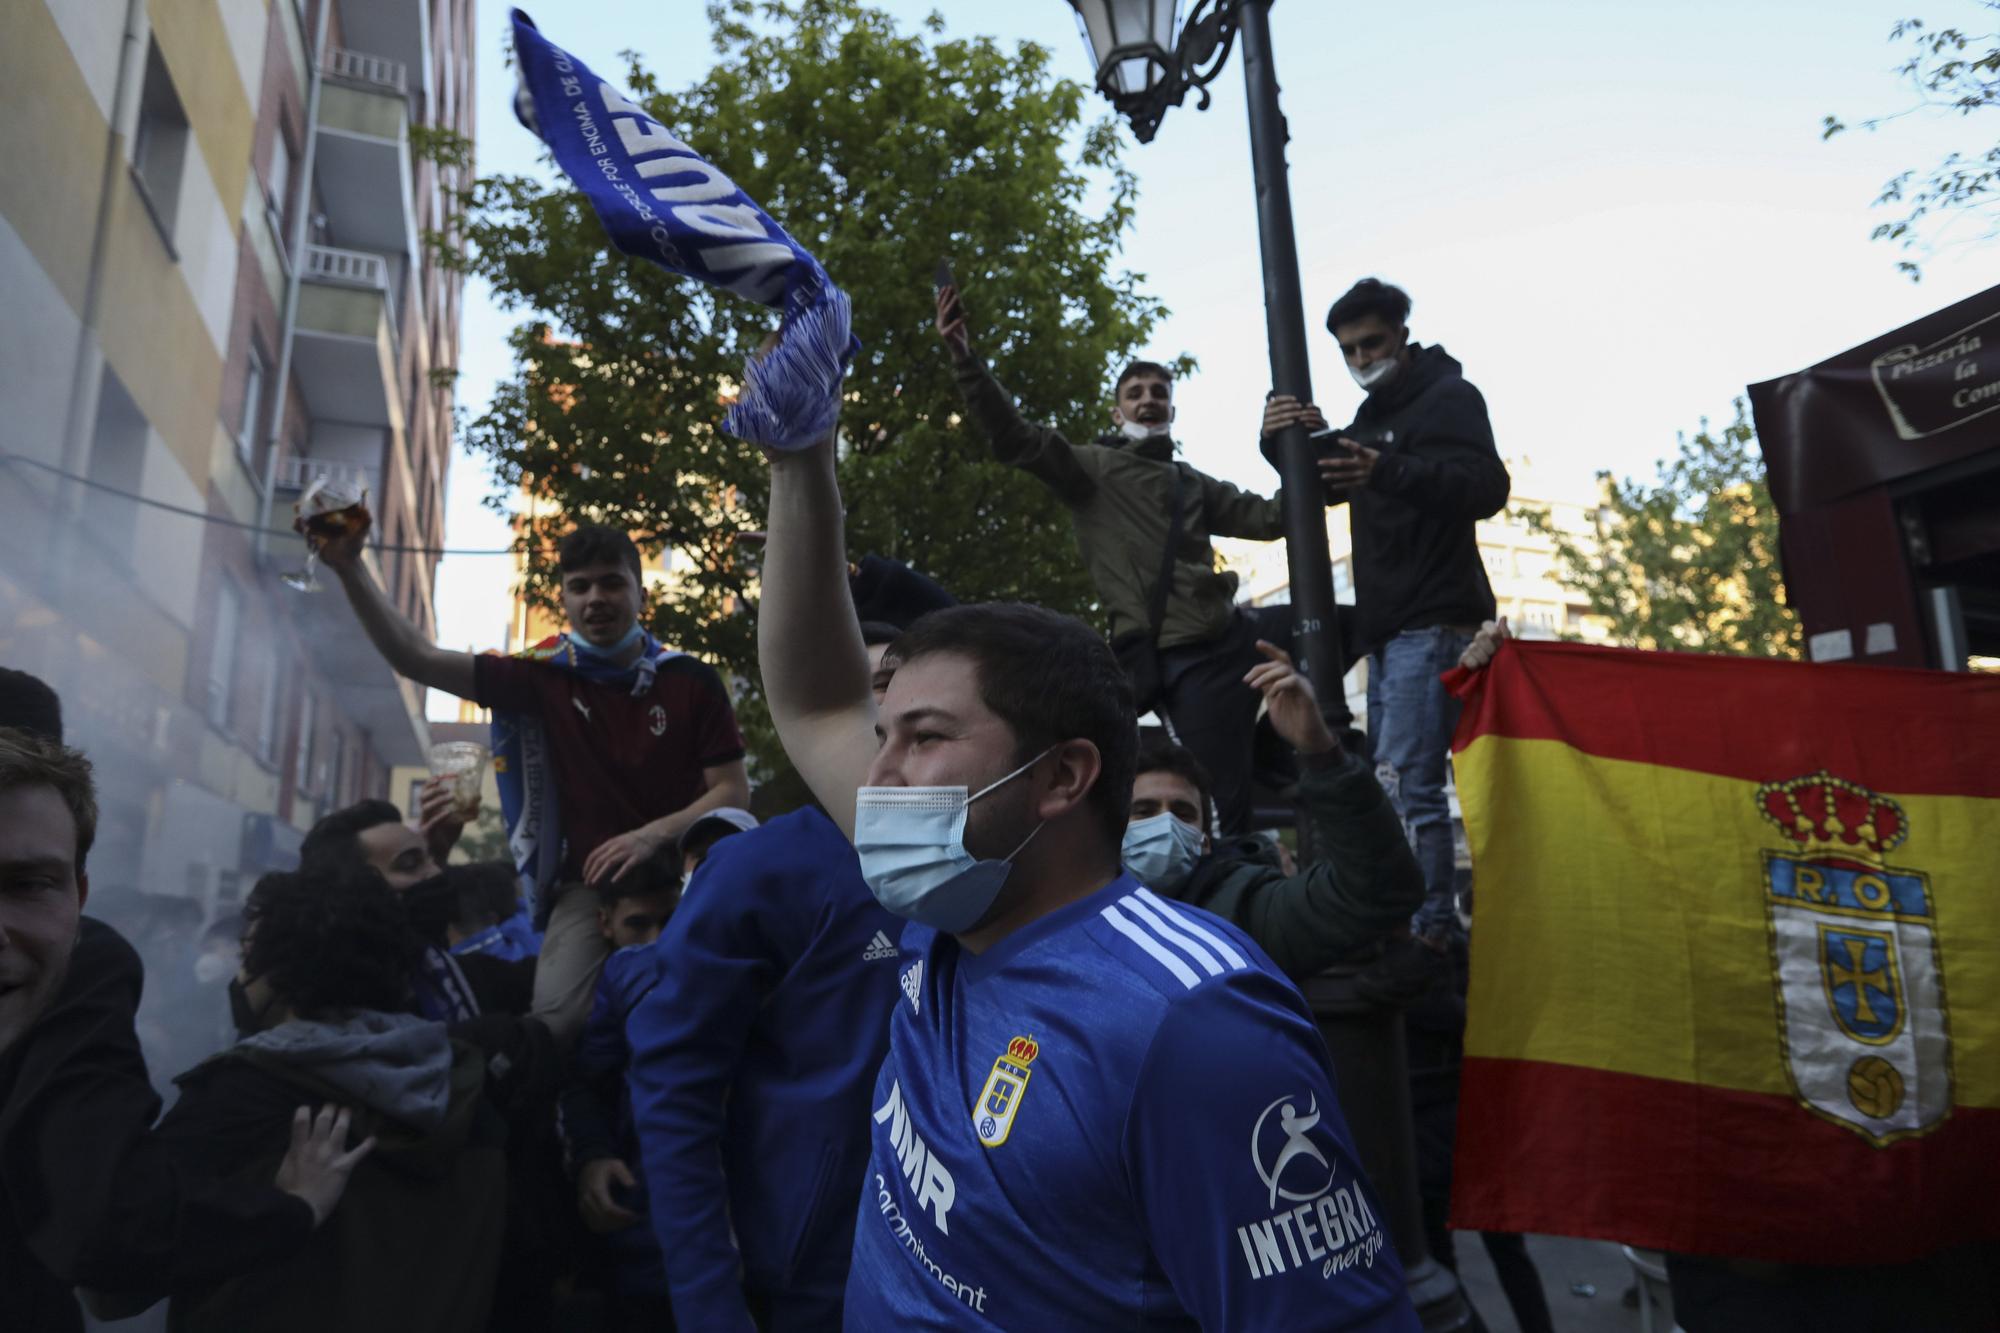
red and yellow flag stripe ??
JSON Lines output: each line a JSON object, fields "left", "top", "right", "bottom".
{"left": 1445, "top": 642, "right": 2000, "bottom": 1265}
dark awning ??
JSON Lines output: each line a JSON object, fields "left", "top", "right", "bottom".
{"left": 1748, "top": 284, "right": 2000, "bottom": 516}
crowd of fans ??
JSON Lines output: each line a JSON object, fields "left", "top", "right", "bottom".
{"left": 0, "top": 277, "right": 1576, "bottom": 1331}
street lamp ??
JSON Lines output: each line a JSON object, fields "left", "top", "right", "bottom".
{"left": 1065, "top": 0, "right": 1349, "bottom": 731}
{"left": 1065, "top": 6, "right": 1468, "bottom": 1330}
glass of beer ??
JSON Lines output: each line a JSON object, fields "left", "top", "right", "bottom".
{"left": 284, "top": 476, "right": 371, "bottom": 592}
{"left": 428, "top": 741, "right": 489, "bottom": 821}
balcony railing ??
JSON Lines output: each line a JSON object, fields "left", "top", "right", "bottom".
{"left": 305, "top": 243, "right": 388, "bottom": 290}
{"left": 324, "top": 47, "right": 408, "bottom": 94}
{"left": 275, "top": 456, "right": 379, "bottom": 500}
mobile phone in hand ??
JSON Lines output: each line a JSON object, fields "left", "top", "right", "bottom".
{"left": 935, "top": 260, "right": 965, "bottom": 334}
{"left": 1309, "top": 425, "right": 1354, "bottom": 458}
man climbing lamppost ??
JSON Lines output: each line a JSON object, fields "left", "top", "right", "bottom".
{"left": 1059, "top": 3, "right": 1470, "bottom": 1326}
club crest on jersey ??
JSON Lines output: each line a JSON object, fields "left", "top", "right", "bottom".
{"left": 974, "top": 1036, "right": 1038, "bottom": 1148}
{"left": 648, "top": 703, "right": 668, "bottom": 736}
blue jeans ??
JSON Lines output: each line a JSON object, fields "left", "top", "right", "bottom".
{"left": 1367, "top": 626, "right": 1474, "bottom": 940}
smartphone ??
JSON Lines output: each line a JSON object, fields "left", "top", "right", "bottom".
{"left": 1308, "top": 425, "right": 1353, "bottom": 457}
{"left": 935, "top": 259, "right": 963, "bottom": 330}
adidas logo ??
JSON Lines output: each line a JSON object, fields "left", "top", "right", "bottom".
{"left": 900, "top": 960, "right": 924, "bottom": 1013}
{"left": 863, "top": 930, "right": 898, "bottom": 962}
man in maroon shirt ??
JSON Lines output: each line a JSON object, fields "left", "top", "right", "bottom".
{"left": 315, "top": 522, "right": 749, "bottom": 1047}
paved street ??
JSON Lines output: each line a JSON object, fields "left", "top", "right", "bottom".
{"left": 1451, "top": 1233, "right": 1678, "bottom": 1333}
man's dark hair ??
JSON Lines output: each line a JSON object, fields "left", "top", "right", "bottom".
{"left": 596, "top": 847, "right": 681, "bottom": 911}
{"left": 0, "top": 669, "right": 63, "bottom": 743}
{"left": 1134, "top": 736, "right": 1215, "bottom": 830}
{"left": 0, "top": 727, "right": 96, "bottom": 874}
{"left": 1325, "top": 278, "right": 1412, "bottom": 334}
{"left": 240, "top": 867, "right": 422, "bottom": 1018}
{"left": 890, "top": 603, "right": 1136, "bottom": 847}
{"left": 1114, "top": 360, "right": 1174, "bottom": 394}
{"left": 559, "top": 524, "right": 645, "bottom": 587}
{"left": 445, "top": 862, "right": 521, "bottom": 931}
{"left": 299, "top": 799, "right": 405, "bottom": 875}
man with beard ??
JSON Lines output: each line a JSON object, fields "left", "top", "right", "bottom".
{"left": 299, "top": 801, "right": 494, "bottom": 1021}
{"left": 1264, "top": 278, "right": 1510, "bottom": 997}
{"left": 937, "top": 281, "right": 1342, "bottom": 834}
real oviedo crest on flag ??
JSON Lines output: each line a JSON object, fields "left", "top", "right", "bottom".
{"left": 1758, "top": 771, "right": 1951, "bottom": 1145}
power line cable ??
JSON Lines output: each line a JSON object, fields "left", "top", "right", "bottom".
{"left": 0, "top": 449, "right": 527, "bottom": 556}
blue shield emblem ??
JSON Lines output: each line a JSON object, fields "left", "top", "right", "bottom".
{"left": 1764, "top": 852, "right": 1952, "bottom": 1145}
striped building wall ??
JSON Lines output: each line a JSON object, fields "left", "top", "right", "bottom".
{"left": 0, "top": 0, "right": 473, "bottom": 921}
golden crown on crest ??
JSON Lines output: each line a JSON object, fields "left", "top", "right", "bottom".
{"left": 1755, "top": 770, "right": 1909, "bottom": 860}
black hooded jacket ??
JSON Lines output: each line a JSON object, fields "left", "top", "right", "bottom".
{"left": 1294, "top": 343, "right": 1508, "bottom": 658}
{"left": 0, "top": 919, "right": 313, "bottom": 1333}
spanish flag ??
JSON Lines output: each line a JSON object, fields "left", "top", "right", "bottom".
{"left": 1446, "top": 642, "right": 2000, "bottom": 1264}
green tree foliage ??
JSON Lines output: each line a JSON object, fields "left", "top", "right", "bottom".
{"left": 439, "top": 0, "right": 1173, "bottom": 786}
{"left": 1824, "top": 5, "right": 2000, "bottom": 278}
{"left": 1520, "top": 403, "right": 1801, "bottom": 659}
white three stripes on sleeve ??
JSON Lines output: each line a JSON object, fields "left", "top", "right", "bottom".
{"left": 1099, "top": 891, "right": 1248, "bottom": 990}
{"left": 1135, "top": 888, "right": 1247, "bottom": 969}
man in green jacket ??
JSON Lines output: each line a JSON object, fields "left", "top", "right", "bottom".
{"left": 1119, "top": 640, "right": 1423, "bottom": 980}
{"left": 937, "top": 283, "right": 1334, "bottom": 834}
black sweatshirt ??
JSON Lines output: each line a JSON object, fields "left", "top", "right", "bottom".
{"left": 0, "top": 918, "right": 313, "bottom": 1333}
{"left": 1275, "top": 344, "right": 1510, "bottom": 659}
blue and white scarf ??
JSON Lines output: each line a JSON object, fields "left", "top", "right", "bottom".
{"left": 510, "top": 9, "right": 859, "bottom": 449}
{"left": 490, "top": 632, "right": 684, "bottom": 926}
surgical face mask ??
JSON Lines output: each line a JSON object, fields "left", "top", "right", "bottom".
{"left": 574, "top": 622, "right": 643, "bottom": 660}
{"left": 193, "top": 951, "right": 236, "bottom": 986}
{"left": 1349, "top": 356, "right": 1401, "bottom": 392}
{"left": 1119, "top": 419, "right": 1171, "bottom": 442}
{"left": 1121, "top": 811, "right": 1207, "bottom": 889}
{"left": 853, "top": 748, "right": 1051, "bottom": 934}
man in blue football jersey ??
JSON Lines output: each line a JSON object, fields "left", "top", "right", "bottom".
{"left": 757, "top": 433, "right": 1419, "bottom": 1330}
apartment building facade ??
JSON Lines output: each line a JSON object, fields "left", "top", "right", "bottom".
{"left": 0, "top": 0, "right": 473, "bottom": 916}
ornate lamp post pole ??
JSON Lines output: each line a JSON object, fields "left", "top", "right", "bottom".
{"left": 1063, "top": 5, "right": 1469, "bottom": 1327}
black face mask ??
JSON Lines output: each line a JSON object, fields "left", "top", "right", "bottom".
{"left": 228, "top": 976, "right": 273, "bottom": 1039}
{"left": 399, "top": 873, "right": 458, "bottom": 947}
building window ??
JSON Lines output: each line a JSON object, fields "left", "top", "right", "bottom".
{"left": 238, "top": 345, "right": 266, "bottom": 469}
{"left": 294, "top": 690, "right": 316, "bottom": 792}
{"left": 207, "top": 580, "right": 241, "bottom": 729}
{"left": 257, "top": 644, "right": 283, "bottom": 763}
{"left": 132, "top": 40, "right": 189, "bottom": 242}
{"left": 268, "top": 128, "right": 296, "bottom": 245}
{"left": 326, "top": 731, "right": 346, "bottom": 807}
{"left": 85, "top": 372, "right": 147, "bottom": 568}
{"left": 1482, "top": 548, "right": 1508, "bottom": 577}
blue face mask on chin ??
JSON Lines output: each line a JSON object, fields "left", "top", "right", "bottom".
{"left": 853, "top": 747, "right": 1052, "bottom": 935}
{"left": 573, "top": 621, "right": 644, "bottom": 661}
{"left": 1121, "top": 811, "right": 1207, "bottom": 889}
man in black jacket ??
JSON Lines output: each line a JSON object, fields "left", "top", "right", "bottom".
{"left": 1264, "top": 278, "right": 1510, "bottom": 993}
{"left": 0, "top": 725, "right": 363, "bottom": 1332}
{"left": 145, "top": 865, "right": 506, "bottom": 1333}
